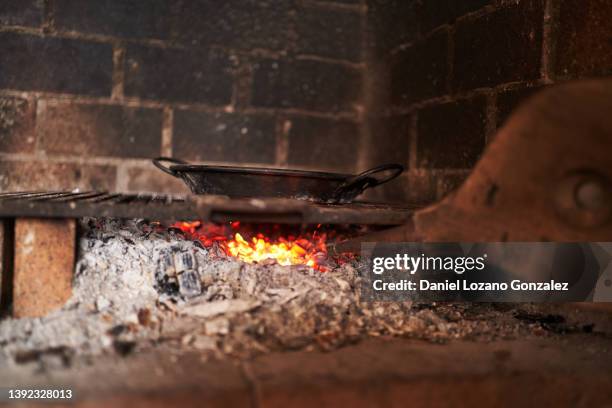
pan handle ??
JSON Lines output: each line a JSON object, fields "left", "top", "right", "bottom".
{"left": 152, "top": 157, "right": 189, "bottom": 176}
{"left": 335, "top": 164, "right": 404, "bottom": 200}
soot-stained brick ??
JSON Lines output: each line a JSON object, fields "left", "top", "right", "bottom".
{"left": 51, "top": 0, "right": 171, "bottom": 40}
{"left": 416, "top": 0, "right": 492, "bottom": 33}
{"left": 417, "top": 96, "right": 487, "bottom": 169}
{"left": 252, "top": 59, "right": 361, "bottom": 113}
{"left": 173, "top": 110, "right": 276, "bottom": 164}
{"left": 0, "top": 161, "right": 117, "bottom": 192}
{"left": 0, "top": 32, "right": 113, "bottom": 96}
{"left": 453, "top": 0, "right": 543, "bottom": 91}
{"left": 126, "top": 167, "right": 190, "bottom": 194}
{"left": 0, "top": 0, "right": 43, "bottom": 27}
{"left": 556, "top": 0, "right": 612, "bottom": 78}
{"left": 286, "top": 116, "right": 359, "bottom": 173}
{"left": 324, "top": 0, "right": 361, "bottom": 3}
{"left": 297, "top": 6, "right": 363, "bottom": 62}
{"left": 0, "top": 96, "right": 36, "bottom": 154}
{"left": 366, "top": 0, "right": 419, "bottom": 56}
{"left": 124, "top": 44, "right": 233, "bottom": 105}
{"left": 170, "top": 0, "right": 292, "bottom": 51}
{"left": 366, "top": 115, "right": 411, "bottom": 167}
{"left": 390, "top": 29, "right": 449, "bottom": 106}
{"left": 37, "top": 101, "right": 162, "bottom": 159}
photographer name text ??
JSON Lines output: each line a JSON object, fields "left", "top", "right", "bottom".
{"left": 370, "top": 253, "right": 569, "bottom": 292}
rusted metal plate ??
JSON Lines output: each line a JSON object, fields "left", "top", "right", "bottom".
{"left": 13, "top": 218, "right": 76, "bottom": 318}
{"left": 335, "top": 81, "right": 612, "bottom": 250}
{"left": 0, "top": 192, "right": 416, "bottom": 226}
{"left": 414, "top": 80, "right": 612, "bottom": 242}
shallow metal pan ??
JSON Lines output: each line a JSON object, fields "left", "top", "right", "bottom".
{"left": 153, "top": 157, "right": 404, "bottom": 203}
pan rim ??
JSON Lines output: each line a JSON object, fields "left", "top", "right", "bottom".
{"left": 168, "top": 164, "right": 352, "bottom": 180}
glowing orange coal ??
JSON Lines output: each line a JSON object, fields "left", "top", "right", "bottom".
{"left": 171, "top": 221, "right": 329, "bottom": 271}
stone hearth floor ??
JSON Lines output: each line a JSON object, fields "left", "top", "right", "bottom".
{"left": 1, "top": 332, "right": 612, "bottom": 407}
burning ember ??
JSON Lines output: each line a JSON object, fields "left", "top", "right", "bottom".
{"left": 171, "top": 221, "right": 329, "bottom": 271}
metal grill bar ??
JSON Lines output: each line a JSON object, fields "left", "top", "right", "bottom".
{"left": 0, "top": 191, "right": 415, "bottom": 225}
{"left": 0, "top": 191, "right": 66, "bottom": 201}
{"left": 28, "top": 192, "right": 98, "bottom": 202}
{"left": 0, "top": 191, "right": 39, "bottom": 198}
{"left": 85, "top": 193, "right": 124, "bottom": 203}
{"left": 50, "top": 191, "right": 107, "bottom": 202}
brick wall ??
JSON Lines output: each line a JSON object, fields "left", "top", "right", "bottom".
{"left": 1, "top": 0, "right": 610, "bottom": 204}
{"left": 0, "top": 0, "right": 365, "bottom": 194}
{"left": 363, "top": 0, "right": 612, "bottom": 204}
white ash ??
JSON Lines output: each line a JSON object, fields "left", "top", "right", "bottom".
{"left": 0, "top": 218, "right": 177, "bottom": 361}
{"left": 0, "top": 218, "right": 538, "bottom": 365}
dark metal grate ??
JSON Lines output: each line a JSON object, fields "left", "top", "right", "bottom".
{"left": 0, "top": 191, "right": 416, "bottom": 225}
{"left": 0, "top": 191, "right": 186, "bottom": 204}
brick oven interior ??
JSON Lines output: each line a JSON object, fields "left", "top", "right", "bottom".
{"left": 1, "top": 1, "right": 612, "bottom": 406}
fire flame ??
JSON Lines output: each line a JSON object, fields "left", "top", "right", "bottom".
{"left": 171, "top": 221, "right": 328, "bottom": 271}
